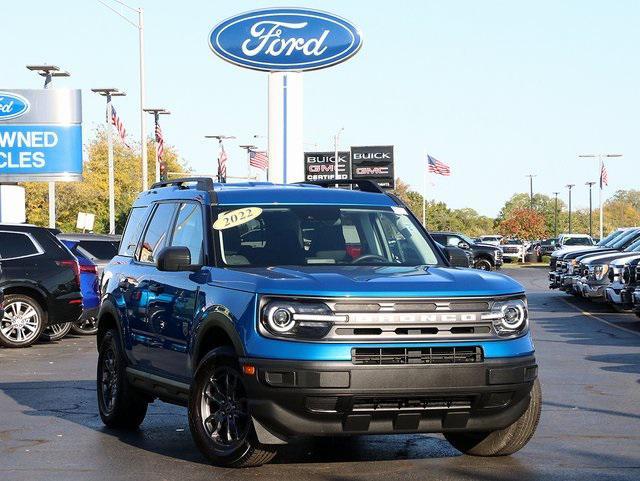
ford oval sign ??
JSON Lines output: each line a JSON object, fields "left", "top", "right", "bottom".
{"left": 0, "top": 91, "right": 30, "bottom": 121}
{"left": 209, "top": 8, "right": 363, "bottom": 72}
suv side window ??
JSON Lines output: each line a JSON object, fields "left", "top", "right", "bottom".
{"left": 138, "top": 203, "right": 177, "bottom": 264}
{"left": 119, "top": 207, "right": 150, "bottom": 257}
{"left": 170, "top": 203, "right": 204, "bottom": 264}
{"left": 446, "top": 235, "right": 461, "bottom": 247}
{"left": 0, "top": 232, "right": 41, "bottom": 259}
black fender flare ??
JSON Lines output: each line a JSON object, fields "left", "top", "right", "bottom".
{"left": 96, "top": 296, "right": 127, "bottom": 354}
{"left": 190, "top": 310, "right": 246, "bottom": 372}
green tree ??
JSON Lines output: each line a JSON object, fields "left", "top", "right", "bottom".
{"left": 23, "top": 127, "right": 188, "bottom": 233}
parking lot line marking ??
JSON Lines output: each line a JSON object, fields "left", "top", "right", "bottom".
{"left": 559, "top": 297, "right": 640, "bottom": 338}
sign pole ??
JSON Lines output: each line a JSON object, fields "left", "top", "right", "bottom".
{"left": 598, "top": 155, "right": 603, "bottom": 240}
{"left": 106, "top": 93, "right": 115, "bottom": 234}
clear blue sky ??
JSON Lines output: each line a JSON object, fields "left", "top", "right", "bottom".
{"left": 3, "top": 0, "right": 638, "bottom": 216}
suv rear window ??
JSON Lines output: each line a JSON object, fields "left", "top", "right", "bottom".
{"left": 78, "top": 240, "right": 118, "bottom": 260}
{"left": 0, "top": 232, "right": 40, "bottom": 259}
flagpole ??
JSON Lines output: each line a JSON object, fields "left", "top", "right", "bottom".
{"left": 422, "top": 156, "right": 427, "bottom": 227}
{"left": 599, "top": 154, "right": 603, "bottom": 240}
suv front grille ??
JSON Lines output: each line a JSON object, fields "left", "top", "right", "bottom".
{"left": 351, "top": 346, "right": 483, "bottom": 365}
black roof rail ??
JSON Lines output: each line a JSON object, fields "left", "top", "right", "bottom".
{"left": 296, "top": 179, "right": 385, "bottom": 194}
{"left": 150, "top": 177, "right": 215, "bottom": 192}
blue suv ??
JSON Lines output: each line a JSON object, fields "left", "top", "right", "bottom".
{"left": 96, "top": 178, "right": 540, "bottom": 467}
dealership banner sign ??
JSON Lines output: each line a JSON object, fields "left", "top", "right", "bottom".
{"left": 209, "top": 8, "right": 363, "bottom": 72}
{"left": 304, "top": 151, "right": 351, "bottom": 181}
{"left": 350, "top": 145, "right": 394, "bottom": 189}
{"left": 0, "top": 89, "right": 83, "bottom": 182}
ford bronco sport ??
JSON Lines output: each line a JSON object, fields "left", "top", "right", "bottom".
{"left": 96, "top": 178, "right": 540, "bottom": 467}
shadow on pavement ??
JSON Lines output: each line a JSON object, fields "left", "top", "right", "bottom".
{"left": 0, "top": 379, "right": 460, "bottom": 466}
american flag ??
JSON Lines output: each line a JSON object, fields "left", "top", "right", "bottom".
{"left": 110, "top": 105, "right": 129, "bottom": 147}
{"left": 155, "top": 121, "right": 164, "bottom": 162}
{"left": 249, "top": 150, "right": 269, "bottom": 171}
{"left": 600, "top": 162, "right": 608, "bottom": 189}
{"left": 427, "top": 154, "right": 451, "bottom": 176}
{"left": 217, "top": 141, "right": 227, "bottom": 183}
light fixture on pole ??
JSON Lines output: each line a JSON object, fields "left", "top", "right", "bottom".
{"left": 97, "top": 0, "right": 148, "bottom": 192}
{"left": 333, "top": 128, "right": 344, "bottom": 182}
{"left": 205, "top": 135, "right": 235, "bottom": 183}
{"left": 143, "top": 108, "right": 170, "bottom": 182}
{"left": 566, "top": 184, "right": 575, "bottom": 234}
{"left": 239, "top": 144, "right": 258, "bottom": 180}
{"left": 552, "top": 192, "right": 560, "bottom": 238}
{"left": 525, "top": 174, "right": 536, "bottom": 209}
{"left": 92, "top": 88, "right": 126, "bottom": 235}
{"left": 585, "top": 181, "right": 596, "bottom": 239}
{"left": 578, "top": 153, "right": 622, "bottom": 240}
{"left": 26, "top": 65, "right": 70, "bottom": 229}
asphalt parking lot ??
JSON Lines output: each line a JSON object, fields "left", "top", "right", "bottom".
{"left": 1, "top": 267, "right": 639, "bottom": 481}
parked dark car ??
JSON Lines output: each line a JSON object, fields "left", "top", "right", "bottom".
{"left": 436, "top": 242, "right": 473, "bottom": 267}
{"left": 431, "top": 231, "right": 503, "bottom": 270}
{"left": 60, "top": 239, "right": 101, "bottom": 335}
{"left": 538, "top": 238, "right": 556, "bottom": 257}
{"left": 57, "top": 233, "right": 119, "bottom": 275}
{"left": 0, "top": 224, "right": 83, "bottom": 348}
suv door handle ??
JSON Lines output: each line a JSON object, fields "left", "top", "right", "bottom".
{"left": 148, "top": 284, "right": 164, "bottom": 294}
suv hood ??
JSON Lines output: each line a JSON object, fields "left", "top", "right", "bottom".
{"left": 210, "top": 265, "right": 524, "bottom": 298}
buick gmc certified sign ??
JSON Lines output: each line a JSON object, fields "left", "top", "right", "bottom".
{"left": 304, "top": 151, "right": 351, "bottom": 181}
{"left": 209, "top": 8, "right": 363, "bottom": 71}
{"left": 351, "top": 145, "right": 395, "bottom": 189}
{"left": 0, "top": 92, "right": 30, "bottom": 121}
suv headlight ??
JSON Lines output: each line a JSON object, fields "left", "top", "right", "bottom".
{"left": 593, "top": 264, "right": 609, "bottom": 281}
{"left": 483, "top": 297, "right": 529, "bottom": 337}
{"left": 260, "top": 299, "right": 345, "bottom": 340}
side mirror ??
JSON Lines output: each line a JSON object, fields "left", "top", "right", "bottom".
{"left": 458, "top": 241, "right": 470, "bottom": 250}
{"left": 156, "top": 246, "right": 193, "bottom": 272}
{"left": 444, "top": 246, "right": 469, "bottom": 268}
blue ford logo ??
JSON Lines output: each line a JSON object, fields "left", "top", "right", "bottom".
{"left": 209, "top": 8, "right": 363, "bottom": 72}
{"left": 0, "top": 91, "right": 30, "bottom": 121}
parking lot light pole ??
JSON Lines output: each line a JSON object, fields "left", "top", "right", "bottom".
{"left": 552, "top": 192, "right": 559, "bottom": 238}
{"left": 143, "top": 108, "right": 170, "bottom": 182}
{"left": 97, "top": 0, "right": 148, "bottom": 191}
{"left": 26, "top": 65, "right": 70, "bottom": 229}
{"left": 566, "top": 184, "right": 575, "bottom": 234}
{"left": 526, "top": 174, "right": 536, "bottom": 209}
{"left": 92, "top": 88, "right": 126, "bottom": 235}
{"left": 578, "top": 153, "right": 623, "bottom": 240}
{"left": 239, "top": 144, "right": 258, "bottom": 180}
{"left": 585, "top": 181, "right": 596, "bottom": 238}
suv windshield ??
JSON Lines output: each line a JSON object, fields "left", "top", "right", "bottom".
{"left": 214, "top": 205, "right": 440, "bottom": 267}
{"left": 563, "top": 237, "right": 592, "bottom": 246}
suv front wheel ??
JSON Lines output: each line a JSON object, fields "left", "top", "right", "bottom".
{"left": 0, "top": 294, "right": 46, "bottom": 348}
{"left": 97, "top": 329, "right": 148, "bottom": 429}
{"left": 445, "top": 378, "right": 541, "bottom": 456}
{"left": 475, "top": 258, "right": 493, "bottom": 271}
{"left": 188, "top": 355, "right": 277, "bottom": 467}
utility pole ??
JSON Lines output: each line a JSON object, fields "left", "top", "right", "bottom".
{"left": 205, "top": 135, "right": 235, "bottom": 183}
{"left": 333, "top": 127, "right": 344, "bottom": 181}
{"left": 525, "top": 174, "right": 536, "bottom": 209}
{"left": 143, "top": 108, "right": 170, "bottom": 182}
{"left": 97, "top": 0, "right": 148, "bottom": 191}
{"left": 566, "top": 184, "right": 575, "bottom": 234}
{"left": 239, "top": 144, "right": 258, "bottom": 180}
{"left": 26, "top": 65, "right": 70, "bottom": 229}
{"left": 585, "top": 181, "right": 596, "bottom": 239}
{"left": 552, "top": 192, "right": 559, "bottom": 238}
{"left": 578, "top": 153, "right": 622, "bottom": 240}
{"left": 92, "top": 88, "right": 126, "bottom": 234}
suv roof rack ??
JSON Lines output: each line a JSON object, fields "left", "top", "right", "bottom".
{"left": 296, "top": 179, "right": 385, "bottom": 194}
{"left": 151, "top": 177, "right": 215, "bottom": 192}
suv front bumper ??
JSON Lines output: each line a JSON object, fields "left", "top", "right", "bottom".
{"left": 241, "top": 355, "right": 537, "bottom": 442}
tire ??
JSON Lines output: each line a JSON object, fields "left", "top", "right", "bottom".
{"left": 40, "top": 322, "right": 73, "bottom": 342}
{"left": 0, "top": 294, "right": 46, "bottom": 348}
{"left": 97, "top": 329, "right": 148, "bottom": 429}
{"left": 71, "top": 317, "right": 98, "bottom": 335}
{"left": 188, "top": 356, "right": 277, "bottom": 468}
{"left": 475, "top": 258, "right": 493, "bottom": 271}
{"left": 444, "top": 378, "right": 541, "bottom": 456}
